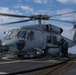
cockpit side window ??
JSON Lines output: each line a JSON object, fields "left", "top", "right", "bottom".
{"left": 47, "top": 36, "right": 51, "bottom": 43}
{"left": 17, "top": 30, "right": 27, "bottom": 39}
{"left": 27, "top": 31, "right": 34, "bottom": 41}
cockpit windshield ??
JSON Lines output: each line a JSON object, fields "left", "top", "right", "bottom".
{"left": 6, "top": 31, "right": 12, "bottom": 37}
{"left": 17, "top": 30, "right": 27, "bottom": 39}
{"left": 4, "top": 29, "right": 19, "bottom": 39}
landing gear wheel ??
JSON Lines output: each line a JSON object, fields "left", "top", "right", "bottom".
{"left": 43, "top": 50, "right": 50, "bottom": 57}
{"left": 17, "top": 55, "right": 24, "bottom": 58}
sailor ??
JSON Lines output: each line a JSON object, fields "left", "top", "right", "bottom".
{"left": 60, "top": 38, "right": 68, "bottom": 57}
{"left": 64, "top": 42, "right": 68, "bottom": 57}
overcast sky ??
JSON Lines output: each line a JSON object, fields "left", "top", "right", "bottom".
{"left": 0, "top": 0, "right": 76, "bottom": 53}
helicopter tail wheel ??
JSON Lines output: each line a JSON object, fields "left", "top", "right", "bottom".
{"left": 42, "top": 49, "right": 49, "bottom": 57}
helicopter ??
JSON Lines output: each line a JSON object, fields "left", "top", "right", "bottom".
{"left": 0, "top": 11, "right": 76, "bottom": 57}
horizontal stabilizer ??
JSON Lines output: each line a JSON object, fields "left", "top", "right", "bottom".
{"left": 63, "top": 36, "right": 74, "bottom": 47}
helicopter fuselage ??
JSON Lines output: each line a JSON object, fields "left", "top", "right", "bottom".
{"left": 0, "top": 24, "right": 74, "bottom": 56}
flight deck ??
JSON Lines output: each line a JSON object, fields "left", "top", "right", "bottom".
{"left": 0, "top": 54, "right": 76, "bottom": 75}
{"left": 0, "top": 54, "right": 68, "bottom": 75}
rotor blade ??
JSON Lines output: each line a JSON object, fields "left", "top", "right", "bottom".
{"left": 50, "top": 10, "right": 76, "bottom": 17}
{"left": 0, "top": 13, "right": 30, "bottom": 18}
{"left": 0, "top": 19, "right": 32, "bottom": 25}
{"left": 50, "top": 19, "right": 75, "bottom": 24}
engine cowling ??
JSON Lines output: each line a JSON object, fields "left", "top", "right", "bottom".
{"left": 44, "top": 25, "right": 63, "bottom": 34}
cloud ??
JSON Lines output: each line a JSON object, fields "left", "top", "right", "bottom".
{"left": 14, "top": 5, "right": 52, "bottom": 15}
{"left": 54, "top": 9, "right": 76, "bottom": 21}
{"left": 34, "top": 0, "right": 42, "bottom": 4}
{"left": 26, "top": 0, "right": 53, "bottom": 5}
{"left": 15, "top": 5, "right": 53, "bottom": 15}
{"left": 14, "top": 5, "right": 35, "bottom": 14}
{"left": 0, "top": 7, "right": 22, "bottom": 39}
{"left": 34, "top": 9, "right": 52, "bottom": 15}
{"left": 0, "top": 7, "right": 21, "bottom": 14}
{"left": 27, "top": 0, "right": 50, "bottom": 4}
{"left": 21, "top": 6, "right": 34, "bottom": 14}
{"left": 0, "top": 26, "right": 10, "bottom": 39}
{"left": 19, "top": 0, "right": 22, "bottom": 2}
{"left": 57, "top": 0, "right": 76, "bottom": 4}
{"left": 0, "top": 7, "right": 22, "bottom": 23}
{"left": 56, "top": 9, "right": 72, "bottom": 14}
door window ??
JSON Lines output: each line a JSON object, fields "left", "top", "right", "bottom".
{"left": 17, "top": 30, "right": 27, "bottom": 39}
{"left": 52, "top": 36, "right": 57, "bottom": 45}
{"left": 47, "top": 36, "right": 51, "bottom": 43}
{"left": 27, "top": 31, "right": 34, "bottom": 41}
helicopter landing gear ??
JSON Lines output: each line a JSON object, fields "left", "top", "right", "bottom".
{"left": 17, "top": 55, "right": 25, "bottom": 58}
{"left": 42, "top": 49, "right": 50, "bottom": 57}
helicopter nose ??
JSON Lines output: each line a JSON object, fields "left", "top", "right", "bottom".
{"left": 0, "top": 40, "right": 8, "bottom": 53}
{"left": 1, "top": 45, "right": 9, "bottom": 53}
{"left": 16, "top": 40, "right": 25, "bottom": 51}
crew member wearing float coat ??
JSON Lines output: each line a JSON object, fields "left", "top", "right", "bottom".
{"left": 60, "top": 39, "right": 68, "bottom": 57}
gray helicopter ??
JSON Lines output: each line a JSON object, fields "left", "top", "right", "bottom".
{"left": 0, "top": 12, "right": 76, "bottom": 57}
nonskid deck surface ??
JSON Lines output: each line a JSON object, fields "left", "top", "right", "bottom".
{"left": 62, "top": 59, "right": 76, "bottom": 75}
{"left": 0, "top": 54, "right": 68, "bottom": 75}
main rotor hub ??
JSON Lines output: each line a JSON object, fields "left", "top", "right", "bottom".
{"left": 30, "top": 14, "right": 50, "bottom": 20}
{"left": 30, "top": 14, "right": 50, "bottom": 24}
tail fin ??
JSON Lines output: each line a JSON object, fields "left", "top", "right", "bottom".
{"left": 63, "top": 36, "right": 74, "bottom": 47}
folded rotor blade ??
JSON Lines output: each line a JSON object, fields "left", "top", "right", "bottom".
{"left": 0, "top": 19, "right": 32, "bottom": 25}
{"left": 0, "top": 13, "right": 30, "bottom": 18}
{"left": 50, "top": 10, "right": 76, "bottom": 17}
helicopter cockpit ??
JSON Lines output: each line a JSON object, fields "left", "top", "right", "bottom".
{"left": 4, "top": 29, "right": 27, "bottom": 40}
{"left": 4, "top": 29, "right": 19, "bottom": 39}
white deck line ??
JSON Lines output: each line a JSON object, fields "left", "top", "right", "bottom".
{"left": 0, "top": 59, "right": 59, "bottom": 64}
{"left": 0, "top": 72, "right": 8, "bottom": 74}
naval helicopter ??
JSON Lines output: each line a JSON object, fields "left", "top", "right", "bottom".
{"left": 0, "top": 11, "right": 76, "bottom": 57}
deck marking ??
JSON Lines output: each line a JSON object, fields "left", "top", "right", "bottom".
{"left": 0, "top": 59, "right": 59, "bottom": 64}
{"left": 0, "top": 72, "right": 8, "bottom": 74}
{"left": 2, "top": 57, "right": 12, "bottom": 60}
